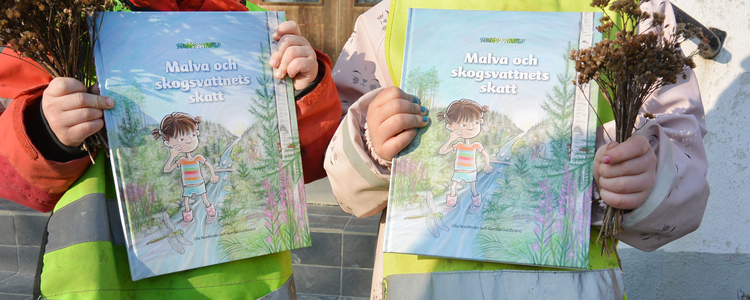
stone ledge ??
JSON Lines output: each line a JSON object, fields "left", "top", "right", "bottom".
{"left": 292, "top": 204, "right": 378, "bottom": 299}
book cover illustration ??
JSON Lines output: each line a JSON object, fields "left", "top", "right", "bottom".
{"left": 384, "top": 9, "right": 601, "bottom": 269}
{"left": 92, "top": 11, "right": 310, "bottom": 280}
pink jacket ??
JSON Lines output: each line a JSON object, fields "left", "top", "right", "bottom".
{"left": 324, "top": 0, "right": 709, "bottom": 298}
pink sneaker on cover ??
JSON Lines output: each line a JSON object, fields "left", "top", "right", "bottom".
{"left": 182, "top": 209, "right": 194, "bottom": 223}
{"left": 205, "top": 203, "right": 217, "bottom": 223}
{"left": 446, "top": 194, "right": 458, "bottom": 208}
{"left": 469, "top": 192, "right": 482, "bottom": 212}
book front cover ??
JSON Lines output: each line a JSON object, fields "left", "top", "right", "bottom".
{"left": 93, "top": 11, "right": 310, "bottom": 280}
{"left": 384, "top": 9, "right": 600, "bottom": 269}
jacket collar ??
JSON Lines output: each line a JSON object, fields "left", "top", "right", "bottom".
{"left": 126, "top": 0, "right": 249, "bottom": 12}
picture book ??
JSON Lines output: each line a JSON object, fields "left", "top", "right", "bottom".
{"left": 92, "top": 11, "right": 310, "bottom": 280}
{"left": 384, "top": 8, "right": 602, "bottom": 269}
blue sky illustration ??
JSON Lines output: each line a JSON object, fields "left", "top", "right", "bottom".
{"left": 403, "top": 9, "right": 588, "bottom": 131}
{"left": 95, "top": 12, "right": 276, "bottom": 135}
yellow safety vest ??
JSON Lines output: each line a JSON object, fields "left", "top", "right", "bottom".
{"left": 35, "top": 152, "right": 294, "bottom": 300}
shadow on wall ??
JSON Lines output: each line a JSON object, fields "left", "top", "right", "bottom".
{"left": 703, "top": 46, "right": 750, "bottom": 232}
{"left": 623, "top": 46, "right": 750, "bottom": 299}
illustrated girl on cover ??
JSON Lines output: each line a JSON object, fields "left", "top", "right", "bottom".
{"left": 152, "top": 112, "right": 220, "bottom": 223}
{"left": 437, "top": 99, "right": 494, "bottom": 211}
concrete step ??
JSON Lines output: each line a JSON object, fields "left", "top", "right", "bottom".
{"left": 0, "top": 199, "right": 47, "bottom": 300}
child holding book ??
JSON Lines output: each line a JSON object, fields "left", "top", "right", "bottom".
{"left": 324, "top": 0, "right": 709, "bottom": 298}
{"left": 0, "top": 0, "right": 341, "bottom": 298}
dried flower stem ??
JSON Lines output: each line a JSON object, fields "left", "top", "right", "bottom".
{"left": 1, "top": 0, "right": 114, "bottom": 155}
{"left": 570, "top": 0, "right": 702, "bottom": 255}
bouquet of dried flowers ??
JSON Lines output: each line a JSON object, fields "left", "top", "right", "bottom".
{"left": 1, "top": 0, "right": 116, "bottom": 157}
{"left": 569, "top": 0, "right": 702, "bottom": 253}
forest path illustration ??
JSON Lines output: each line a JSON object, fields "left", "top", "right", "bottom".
{"left": 388, "top": 133, "right": 527, "bottom": 260}
{"left": 131, "top": 137, "right": 241, "bottom": 279}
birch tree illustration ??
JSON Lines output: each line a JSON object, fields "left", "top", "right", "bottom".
{"left": 403, "top": 67, "right": 440, "bottom": 110}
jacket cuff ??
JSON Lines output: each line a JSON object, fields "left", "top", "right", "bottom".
{"left": 294, "top": 61, "right": 325, "bottom": 100}
{"left": 26, "top": 99, "right": 87, "bottom": 162}
{"left": 622, "top": 127, "right": 676, "bottom": 227}
{"left": 296, "top": 48, "right": 342, "bottom": 183}
{"left": 324, "top": 89, "right": 391, "bottom": 218}
{"left": 0, "top": 84, "right": 92, "bottom": 205}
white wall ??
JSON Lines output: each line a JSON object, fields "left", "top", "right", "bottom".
{"left": 663, "top": 0, "right": 750, "bottom": 255}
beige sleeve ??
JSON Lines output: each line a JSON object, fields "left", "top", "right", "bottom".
{"left": 593, "top": 0, "right": 710, "bottom": 251}
{"left": 325, "top": 0, "right": 395, "bottom": 218}
{"left": 332, "top": 0, "right": 394, "bottom": 115}
{"left": 615, "top": 67, "right": 709, "bottom": 251}
{"left": 324, "top": 89, "right": 392, "bottom": 218}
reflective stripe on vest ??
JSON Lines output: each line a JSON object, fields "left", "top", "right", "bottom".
{"left": 37, "top": 152, "right": 294, "bottom": 300}
{"left": 382, "top": 0, "right": 623, "bottom": 298}
{"left": 384, "top": 268, "right": 623, "bottom": 300}
{"left": 46, "top": 194, "right": 125, "bottom": 252}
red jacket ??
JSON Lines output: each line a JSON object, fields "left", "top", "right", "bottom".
{"left": 0, "top": 0, "right": 341, "bottom": 212}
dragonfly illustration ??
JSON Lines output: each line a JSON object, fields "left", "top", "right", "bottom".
{"left": 404, "top": 192, "right": 449, "bottom": 238}
{"left": 147, "top": 211, "right": 193, "bottom": 254}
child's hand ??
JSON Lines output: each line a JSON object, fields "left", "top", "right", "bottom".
{"left": 210, "top": 174, "right": 220, "bottom": 184}
{"left": 448, "top": 129, "right": 461, "bottom": 141}
{"left": 593, "top": 135, "right": 657, "bottom": 210}
{"left": 366, "top": 87, "right": 429, "bottom": 161}
{"left": 42, "top": 77, "right": 114, "bottom": 148}
{"left": 269, "top": 21, "right": 318, "bottom": 90}
{"left": 169, "top": 145, "right": 181, "bottom": 158}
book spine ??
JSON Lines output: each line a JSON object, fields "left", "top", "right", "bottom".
{"left": 92, "top": 12, "right": 135, "bottom": 250}
{"left": 267, "top": 11, "right": 296, "bottom": 160}
{"left": 570, "top": 12, "right": 596, "bottom": 162}
{"left": 398, "top": 8, "right": 415, "bottom": 89}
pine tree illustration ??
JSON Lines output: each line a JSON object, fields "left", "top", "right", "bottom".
{"left": 534, "top": 48, "right": 592, "bottom": 190}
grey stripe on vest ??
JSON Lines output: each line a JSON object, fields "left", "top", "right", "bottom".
{"left": 342, "top": 115, "right": 389, "bottom": 189}
{"left": 46, "top": 193, "right": 125, "bottom": 253}
{"left": 258, "top": 275, "right": 297, "bottom": 300}
{"left": 384, "top": 268, "right": 624, "bottom": 300}
{"left": 107, "top": 198, "right": 127, "bottom": 246}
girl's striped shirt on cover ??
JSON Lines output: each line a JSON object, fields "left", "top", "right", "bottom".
{"left": 178, "top": 156, "right": 205, "bottom": 186}
{"left": 453, "top": 142, "right": 483, "bottom": 172}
